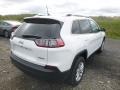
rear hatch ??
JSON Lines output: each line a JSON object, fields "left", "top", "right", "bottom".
{"left": 10, "top": 18, "right": 63, "bottom": 66}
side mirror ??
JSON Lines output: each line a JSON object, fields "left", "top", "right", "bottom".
{"left": 100, "top": 28, "right": 106, "bottom": 32}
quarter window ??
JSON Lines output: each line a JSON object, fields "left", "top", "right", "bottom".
{"left": 72, "top": 20, "right": 80, "bottom": 34}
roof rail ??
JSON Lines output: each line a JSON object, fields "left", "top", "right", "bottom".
{"left": 66, "top": 14, "right": 90, "bottom": 18}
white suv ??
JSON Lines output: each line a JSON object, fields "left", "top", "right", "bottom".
{"left": 10, "top": 15, "right": 105, "bottom": 86}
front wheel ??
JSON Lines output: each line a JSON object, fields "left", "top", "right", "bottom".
{"left": 67, "top": 57, "right": 85, "bottom": 86}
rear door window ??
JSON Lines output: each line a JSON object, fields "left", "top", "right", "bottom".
{"left": 14, "top": 18, "right": 63, "bottom": 39}
{"left": 79, "top": 20, "right": 92, "bottom": 34}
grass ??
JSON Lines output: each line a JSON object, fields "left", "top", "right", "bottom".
{"left": 93, "top": 17, "right": 120, "bottom": 39}
{"left": 0, "top": 15, "right": 120, "bottom": 39}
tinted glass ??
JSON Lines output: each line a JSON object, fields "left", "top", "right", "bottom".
{"left": 14, "top": 19, "right": 63, "bottom": 39}
{"left": 3, "top": 22, "right": 10, "bottom": 26}
{"left": 79, "top": 20, "right": 91, "bottom": 33}
{"left": 72, "top": 20, "right": 80, "bottom": 34}
{"left": 90, "top": 20, "right": 100, "bottom": 32}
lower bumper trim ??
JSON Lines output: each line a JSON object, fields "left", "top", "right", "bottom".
{"left": 10, "top": 53, "right": 70, "bottom": 80}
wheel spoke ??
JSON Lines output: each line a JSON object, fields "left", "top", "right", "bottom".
{"left": 76, "top": 62, "right": 84, "bottom": 81}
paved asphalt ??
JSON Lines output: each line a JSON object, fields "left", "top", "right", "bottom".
{"left": 0, "top": 37, "right": 120, "bottom": 90}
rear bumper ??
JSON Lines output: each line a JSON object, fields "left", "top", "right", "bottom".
{"left": 10, "top": 53, "right": 70, "bottom": 80}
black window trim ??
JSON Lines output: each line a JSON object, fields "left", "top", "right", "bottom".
{"left": 89, "top": 19, "right": 101, "bottom": 33}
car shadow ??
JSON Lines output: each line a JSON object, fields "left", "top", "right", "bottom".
{"left": 86, "top": 49, "right": 120, "bottom": 80}
{"left": 6, "top": 72, "right": 75, "bottom": 90}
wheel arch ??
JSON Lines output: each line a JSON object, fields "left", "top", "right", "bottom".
{"left": 70, "top": 50, "right": 88, "bottom": 70}
{"left": 103, "top": 37, "right": 106, "bottom": 41}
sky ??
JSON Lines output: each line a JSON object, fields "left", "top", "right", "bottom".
{"left": 0, "top": 0, "right": 120, "bottom": 16}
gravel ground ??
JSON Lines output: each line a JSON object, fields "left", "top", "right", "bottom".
{"left": 0, "top": 37, "right": 120, "bottom": 90}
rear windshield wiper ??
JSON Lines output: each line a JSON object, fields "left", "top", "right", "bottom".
{"left": 22, "top": 35, "right": 42, "bottom": 39}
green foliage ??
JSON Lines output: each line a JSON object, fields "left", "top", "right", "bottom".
{"left": 0, "top": 14, "right": 35, "bottom": 22}
{"left": 0, "top": 15, "right": 120, "bottom": 39}
{"left": 93, "top": 16, "right": 120, "bottom": 39}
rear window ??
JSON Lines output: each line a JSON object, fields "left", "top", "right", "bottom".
{"left": 14, "top": 18, "right": 63, "bottom": 39}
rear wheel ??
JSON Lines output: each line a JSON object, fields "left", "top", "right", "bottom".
{"left": 67, "top": 57, "right": 85, "bottom": 86}
{"left": 4, "top": 31, "right": 9, "bottom": 38}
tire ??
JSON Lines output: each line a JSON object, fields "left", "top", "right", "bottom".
{"left": 97, "top": 40, "right": 105, "bottom": 53}
{"left": 67, "top": 57, "right": 85, "bottom": 86}
{"left": 4, "top": 31, "right": 9, "bottom": 38}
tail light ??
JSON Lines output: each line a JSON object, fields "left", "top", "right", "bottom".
{"left": 10, "top": 26, "right": 18, "bottom": 39}
{"left": 35, "top": 39, "right": 64, "bottom": 48}
{"left": 12, "top": 26, "right": 18, "bottom": 32}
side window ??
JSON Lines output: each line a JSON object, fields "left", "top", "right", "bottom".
{"left": 1, "top": 22, "right": 6, "bottom": 26}
{"left": 90, "top": 20, "right": 100, "bottom": 32}
{"left": 72, "top": 20, "right": 80, "bottom": 34}
{"left": 2, "top": 22, "right": 9, "bottom": 26}
{"left": 79, "top": 20, "right": 91, "bottom": 34}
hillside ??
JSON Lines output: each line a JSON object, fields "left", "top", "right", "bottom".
{"left": 0, "top": 15, "right": 120, "bottom": 39}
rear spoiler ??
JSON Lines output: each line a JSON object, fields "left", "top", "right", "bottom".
{"left": 24, "top": 17, "right": 62, "bottom": 24}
